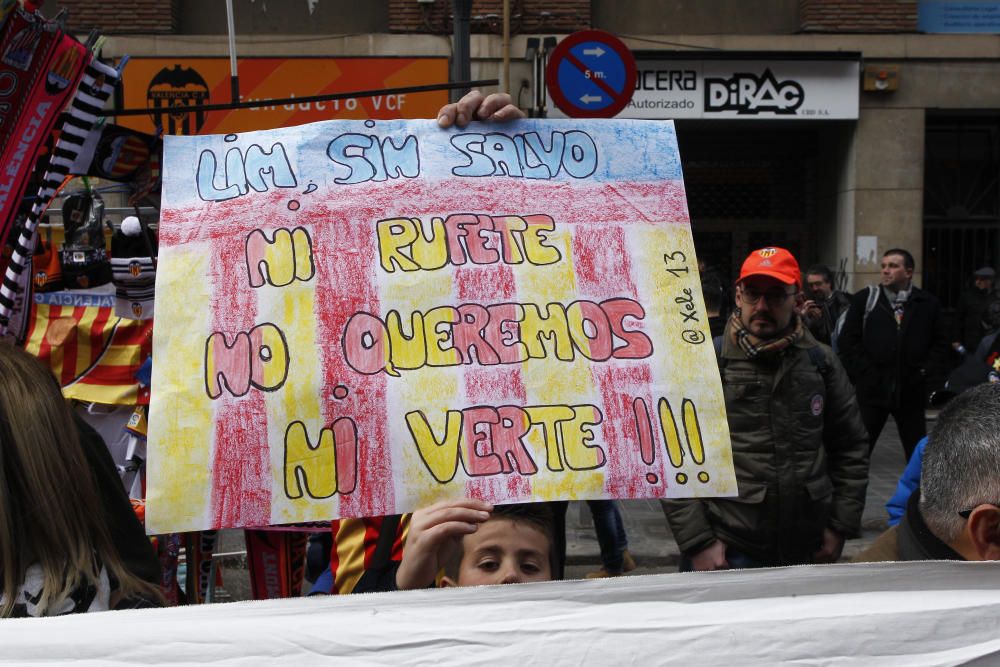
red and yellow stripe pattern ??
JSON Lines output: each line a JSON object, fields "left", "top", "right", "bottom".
{"left": 23, "top": 297, "right": 153, "bottom": 405}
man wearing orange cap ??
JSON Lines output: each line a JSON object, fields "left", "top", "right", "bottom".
{"left": 664, "top": 247, "right": 870, "bottom": 570}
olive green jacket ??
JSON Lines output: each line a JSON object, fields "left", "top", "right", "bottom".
{"left": 664, "top": 324, "right": 870, "bottom": 565}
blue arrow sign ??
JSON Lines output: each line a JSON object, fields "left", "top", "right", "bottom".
{"left": 557, "top": 41, "right": 628, "bottom": 111}
{"left": 547, "top": 31, "right": 637, "bottom": 118}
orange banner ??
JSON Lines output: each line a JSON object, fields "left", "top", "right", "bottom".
{"left": 119, "top": 57, "right": 449, "bottom": 135}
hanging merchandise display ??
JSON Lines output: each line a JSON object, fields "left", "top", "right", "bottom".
{"left": 156, "top": 533, "right": 183, "bottom": 607}
{"left": 0, "top": 0, "right": 15, "bottom": 28}
{"left": 70, "top": 122, "right": 159, "bottom": 183}
{"left": 0, "top": 6, "right": 88, "bottom": 250}
{"left": 21, "top": 291, "right": 153, "bottom": 405}
{"left": 0, "top": 213, "right": 34, "bottom": 341}
{"left": 126, "top": 137, "right": 162, "bottom": 206}
{"left": 121, "top": 404, "right": 148, "bottom": 499}
{"left": 32, "top": 236, "right": 63, "bottom": 292}
{"left": 60, "top": 190, "right": 112, "bottom": 289}
{"left": 182, "top": 531, "right": 221, "bottom": 605}
{"left": 245, "top": 530, "right": 309, "bottom": 600}
{"left": 110, "top": 215, "right": 156, "bottom": 320}
{"left": 0, "top": 55, "right": 120, "bottom": 335}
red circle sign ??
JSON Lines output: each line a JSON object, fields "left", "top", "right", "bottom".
{"left": 546, "top": 30, "right": 637, "bottom": 119}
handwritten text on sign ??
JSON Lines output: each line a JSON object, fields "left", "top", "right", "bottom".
{"left": 147, "top": 119, "right": 736, "bottom": 533}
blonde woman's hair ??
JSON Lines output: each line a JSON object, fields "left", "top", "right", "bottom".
{"left": 0, "top": 344, "right": 160, "bottom": 616}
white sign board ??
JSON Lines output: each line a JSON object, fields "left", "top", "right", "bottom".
{"left": 549, "top": 59, "right": 860, "bottom": 120}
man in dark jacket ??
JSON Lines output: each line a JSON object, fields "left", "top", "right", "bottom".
{"left": 663, "top": 247, "right": 870, "bottom": 570}
{"left": 838, "top": 248, "right": 949, "bottom": 461}
{"left": 855, "top": 383, "right": 1000, "bottom": 563}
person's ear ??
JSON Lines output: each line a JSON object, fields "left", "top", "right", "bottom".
{"left": 438, "top": 575, "right": 459, "bottom": 588}
{"left": 967, "top": 505, "right": 1000, "bottom": 561}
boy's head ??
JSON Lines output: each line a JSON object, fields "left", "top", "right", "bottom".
{"left": 440, "top": 503, "right": 556, "bottom": 587}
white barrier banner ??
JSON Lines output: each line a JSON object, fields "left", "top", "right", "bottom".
{"left": 2, "top": 562, "right": 999, "bottom": 664}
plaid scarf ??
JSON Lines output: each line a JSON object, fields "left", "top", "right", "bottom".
{"left": 729, "top": 310, "right": 805, "bottom": 358}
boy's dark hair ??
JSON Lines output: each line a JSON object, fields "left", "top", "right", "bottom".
{"left": 883, "top": 248, "right": 915, "bottom": 270}
{"left": 444, "top": 503, "right": 558, "bottom": 581}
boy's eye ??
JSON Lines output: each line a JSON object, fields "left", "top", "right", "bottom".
{"left": 521, "top": 561, "right": 541, "bottom": 575}
{"left": 477, "top": 559, "right": 499, "bottom": 572}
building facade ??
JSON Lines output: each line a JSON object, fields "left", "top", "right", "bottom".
{"left": 57, "top": 0, "right": 1000, "bottom": 306}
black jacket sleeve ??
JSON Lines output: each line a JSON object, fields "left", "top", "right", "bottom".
{"left": 836, "top": 289, "right": 868, "bottom": 384}
{"left": 75, "top": 413, "right": 161, "bottom": 585}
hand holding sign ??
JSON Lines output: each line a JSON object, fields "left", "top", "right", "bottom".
{"left": 437, "top": 90, "right": 526, "bottom": 129}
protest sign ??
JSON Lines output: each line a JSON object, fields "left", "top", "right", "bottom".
{"left": 146, "top": 118, "right": 736, "bottom": 533}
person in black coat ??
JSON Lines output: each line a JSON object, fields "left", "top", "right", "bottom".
{"left": 838, "top": 248, "right": 949, "bottom": 461}
{"left": 951, "top": 266, "right": 998, "bottom": 356}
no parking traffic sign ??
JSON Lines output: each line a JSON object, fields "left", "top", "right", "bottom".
{"left": 546, "top": 30, "right": 637, "bottom": 118}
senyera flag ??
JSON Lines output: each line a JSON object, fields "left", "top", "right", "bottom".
{"left": 22, "top": 290, "right": 153, "bottom": 406}
{"left": 147, "top": 117, "right": 737, "bottom": 534}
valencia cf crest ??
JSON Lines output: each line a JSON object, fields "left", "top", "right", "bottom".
{"left": 131, "top": 302, "right": 144, "bottom": 318}
{"left": 45, "top": 46, "right": 82, "bottom": 94}
{"left": 2, "top": 26, "right": 39, "bottom": 71}
{"left": 129, "top": 260, "right": 143, "bottom": 277}
{"left": 146, "top": 65, "right": 210, "bottom": 135}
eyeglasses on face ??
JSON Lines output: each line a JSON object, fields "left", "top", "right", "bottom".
{"left": 739, "top": 285, "right": 796, "bottom": 306}
{"left": 958, "top": 503, "right": 1000, "bottom": 519}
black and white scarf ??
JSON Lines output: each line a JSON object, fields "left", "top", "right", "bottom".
{"left": 2, "top": 560, "right": 114, "bottom": 617}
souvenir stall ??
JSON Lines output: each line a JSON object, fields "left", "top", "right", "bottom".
{"left": 0, "top": 0, "right": 304, "bottom": 605}
{"left": 0, "top": 0, "right": 476, "bottom": 606}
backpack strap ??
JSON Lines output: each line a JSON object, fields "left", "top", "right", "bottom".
{"left": 862, "top": 284, "right": 880, "bottom": 332}
{"left": 832, "top": 309, "right": 849, "bottom": 354}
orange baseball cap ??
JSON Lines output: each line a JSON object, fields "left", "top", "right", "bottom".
{"left": 738, "top": 247, "right": 801, "bottom": 287}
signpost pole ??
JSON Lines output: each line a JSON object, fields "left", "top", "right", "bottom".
{"left": 452, "top": 0, "right": 473, "bottom": 103}
{"left": 502, "top": 0, "right": 511, "bottom": 94}
{"left": 225, "top": 0, "right": 240, "bottom": 104}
